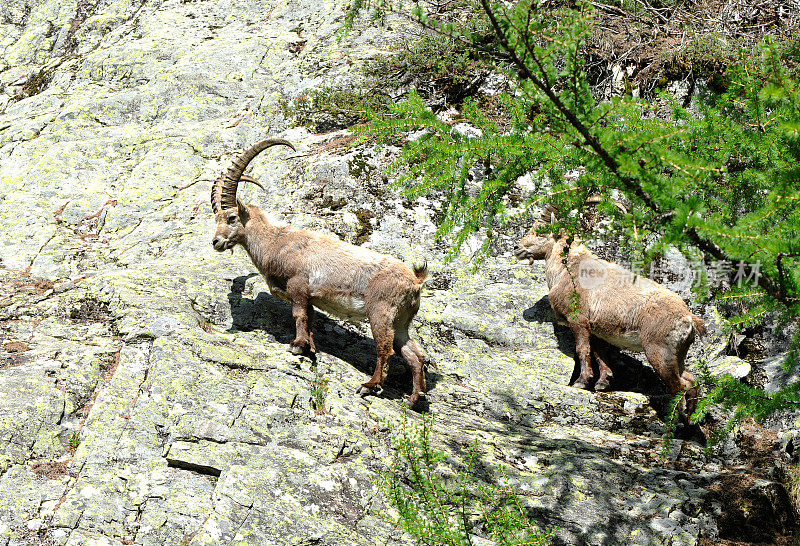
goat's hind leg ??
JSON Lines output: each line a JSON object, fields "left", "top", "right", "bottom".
{"left": 286, "top": 276, "right": 316, "bottom": 355}
{"left": 644, "top": 342, "right": 695, "bottom": 423}
{"left": 593, "top": 337, "right": 614, "bottom": 391}
{"left": 359, "top": 305, "right": 396, "bottom": 397}
{"left": 394, "top": 326, "right": 427, "bottom": 408}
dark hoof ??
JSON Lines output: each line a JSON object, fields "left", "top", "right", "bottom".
{"left": 289, "top": 343, "right": 315, "bottom": 356}
{"left": 358, "top": 384, "right": 383, "bottom": 397}
{"left": 405, "top": 391, "right": 426, "bottom": 409}
{"left": 594, "top": 379, "right": 611, "bottom": 391}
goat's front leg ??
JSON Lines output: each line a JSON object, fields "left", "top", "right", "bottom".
{"left": 286, "top": 276, "right": 316, "bottom": 355}
{"left": 593, "top": 338, "right": 614, "bottom": 391}
{"left": 645, "top": 343, "right": 695, "bottom": 423}
{"left": 570, "top": 323, "right": 594, "bottom": 390}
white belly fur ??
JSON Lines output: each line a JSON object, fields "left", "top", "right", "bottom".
{"left": 312, "top": 295, "right": 367, "bottom": 322}
{"left": 595, "top": 330, "right": 643, "bottom": 352}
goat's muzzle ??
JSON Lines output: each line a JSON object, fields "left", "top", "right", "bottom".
{"left": 212, "top": 236, "right": 231, "bottom": 252}
{"left": 513, "top": 245, "right": 537, "bottom": 265}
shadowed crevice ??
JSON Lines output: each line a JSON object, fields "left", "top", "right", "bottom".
{"left": 165, "top": 458, "right": 222, "bottom": 478}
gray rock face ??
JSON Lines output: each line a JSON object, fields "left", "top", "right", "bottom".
{"left": 0, "top": 0, "right": 795, "bottom": 545}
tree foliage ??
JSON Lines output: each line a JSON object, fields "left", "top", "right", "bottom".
{"left": 343, "top": 0, "right": 800, "bottom": 431}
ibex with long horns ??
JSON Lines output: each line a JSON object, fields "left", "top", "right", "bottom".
{"left": 515, "top": 203, "right": 705, "bottom": 419}
{"left": 211, "top": 139, "right": 428, "bottom": 407}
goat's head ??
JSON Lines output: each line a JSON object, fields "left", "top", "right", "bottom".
{"left": 514, "top": 205, "right": 558, "bottom": 263}
{"left": 210, "top": 138, "right": 295, "bottom": 252}
{"left": 212, "top": 201, "right": 249, "bottom": 251}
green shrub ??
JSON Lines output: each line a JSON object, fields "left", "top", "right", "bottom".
{"left": 365, "top": 31, "right": 491, "bottom": 107}
{"left": 379, "top": 414, "right": 553, "bottom": 545}
{"left": 279, "top": 86, "right": 391, "bottom": 133}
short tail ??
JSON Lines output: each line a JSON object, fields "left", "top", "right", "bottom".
{"left": 413, "top": 260, "right": 428, "bottom": 283}
{"left": 692, "top": 314, "right": 707, "bottom": 336}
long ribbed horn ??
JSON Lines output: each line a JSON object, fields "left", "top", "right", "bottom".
{"left": 211, "top": 138, "right": 295, "bottom": 213}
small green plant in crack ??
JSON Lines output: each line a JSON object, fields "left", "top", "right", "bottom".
{"left": 310, "top": 363, "right": 331, "bottom": 415}
{"left": 347, "top": 152, "right": 376, "bottom": 181}
{"left": 68, "top": 431, "right": 80, "bottom": 451}
{"left": 198, "top": 318, "right": 213, "bottom": 333}
{"left": 353, "top": 208, "right": 375, "bottom": 245}
{"left": 378, "top": 413, "right": 553, "bottom": 545}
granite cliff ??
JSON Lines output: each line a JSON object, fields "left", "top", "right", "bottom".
{"left": 0, "top": 0, "right": 796, "bottom": 544}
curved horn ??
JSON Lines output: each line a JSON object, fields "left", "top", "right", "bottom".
{"left": 537, "top": 194, "right": 627, "bottom": 224}
{"left": 211, "top": 138, "right": 295, "bottom": 213}
{"left": 239, "top": 174, "right": 265, "bottom": 191}
{"left": 584, "top": 193, "right": 628, "bottom": 214}
{"left": 539, "top": 204, "right": 558, "bottom": 223}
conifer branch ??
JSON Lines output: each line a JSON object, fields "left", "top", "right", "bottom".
{"left": 478, "top": 0, "right": 796, "bottom": 307}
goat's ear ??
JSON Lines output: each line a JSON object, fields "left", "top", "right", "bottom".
{"left": 237, "top": 200, "right": 249, "bottom": 223}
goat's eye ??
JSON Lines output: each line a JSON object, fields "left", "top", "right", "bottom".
{"left": 227, "top": 216, "right": 237, "bottom": 225}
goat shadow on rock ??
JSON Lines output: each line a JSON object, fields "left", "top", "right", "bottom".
{"left": 466, "top": 392, "right": 718, "bottom": 544}
{"left": 227, "top": 275, "right": 440, "bottom": 407}
{"left": 523, "top": 296, "right": 702, "bottom": 441}
{"left": 439, "top": 408, "right": 651, "bottom": 546}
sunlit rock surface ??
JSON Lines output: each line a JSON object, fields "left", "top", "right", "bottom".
{"left": 0, "top": 0, "right": 795, "bottom": 544}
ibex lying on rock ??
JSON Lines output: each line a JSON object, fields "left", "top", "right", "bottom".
{"left": 211, "top": 139, "right": 428, "bottom": 407}
{"left": 514, "top": 206, "right": 705, "bottom": 418}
